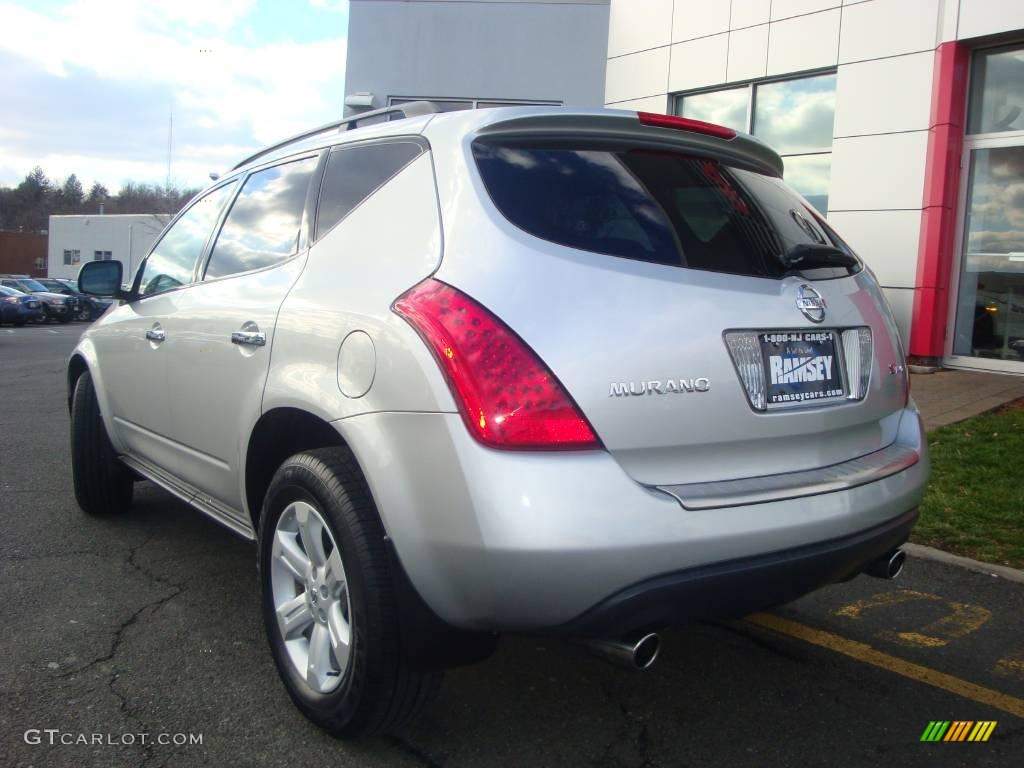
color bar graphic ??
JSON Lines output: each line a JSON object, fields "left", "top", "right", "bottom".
{"left": 920, "top": 721, "right": 996, "bottom": 742}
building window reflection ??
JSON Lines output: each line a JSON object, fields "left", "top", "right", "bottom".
{"left": 675, "top": 72, "right": 836, "bottom": 214}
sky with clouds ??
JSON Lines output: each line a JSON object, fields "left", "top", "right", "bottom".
{"left": 0, "top": 0, "right": 349, "bottom": 192}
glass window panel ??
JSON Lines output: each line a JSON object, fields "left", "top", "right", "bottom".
{"left": 677, "top": 88, "right": 749, "bottom": 133}
{"left": 953, "top": 146, "right": 1024, "bottom": 359}
{"left": 205, "top": 157, "right": 318, "bottom": 280}
{"left": 753, "top": 74, "right": 836, "bottom": 153}
{"left": 780, "top": 154, "right": 831, "bottom": 214}
{"left": 315, "top": 142, "right": 423, "bottom": 239}
{"left": 139, "top": 182, "right": 237, "bottom": 296}
{"left": 968, "top": 45, "right": 1024, "bottom": 135}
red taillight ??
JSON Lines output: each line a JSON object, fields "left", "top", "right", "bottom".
{"left": 637, "top": 112, "right": 737, "bottom": 140}
{"left": 393, "top": 279, "right": 600, "bottom": 451}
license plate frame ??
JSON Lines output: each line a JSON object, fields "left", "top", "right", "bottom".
{"left": 760, "top": 330, "right": 846, "bottom": 407}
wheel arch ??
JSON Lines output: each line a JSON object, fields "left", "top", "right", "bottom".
{"left": 244, "top": 407, "right": 354, "bottom": 531}
{"left": 249, "top": 413, "right": 498, "bottom": 669}
{"left": 67, "top": 353, "right": 89, "bottom": 413}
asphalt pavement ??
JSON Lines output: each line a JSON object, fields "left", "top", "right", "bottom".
{"left": 1, "top": 323, "right": 1022, "bottom": 768}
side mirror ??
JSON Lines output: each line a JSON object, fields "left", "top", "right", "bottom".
{"left": 79, "top": 260, "right": 132, "bottom": 300}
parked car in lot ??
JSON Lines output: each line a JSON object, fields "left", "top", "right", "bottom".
{"left": 68, "top": 103, "right": 927, "bottom": 738}
{"left": 0, "top": 275, "right": 80, "bottom": 323}
{"left": 0, "top": 284, "right": 45, "bottom": 325}
{"left": 36, "top": 277, "right": 112, "bottom": 321}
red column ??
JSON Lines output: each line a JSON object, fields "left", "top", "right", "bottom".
{"left": 909, "top": 41, "right": 970, "bottom": 361}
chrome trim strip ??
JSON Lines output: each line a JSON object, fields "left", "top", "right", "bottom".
{"left": 120, "top": 454, "right": 255, "bottom": 540}
{"left": 657, "top": 442, "right": 920, "bottom": 510}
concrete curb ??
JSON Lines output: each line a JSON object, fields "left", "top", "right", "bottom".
{"left": 904, "top": 542, "right": 1024, "bottom": 584}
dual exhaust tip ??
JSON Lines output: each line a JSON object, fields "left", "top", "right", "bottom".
{"left": 586, "top": 548, "right": 906, "bottom": 670}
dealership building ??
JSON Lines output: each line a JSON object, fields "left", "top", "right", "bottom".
{"left": 601, "top": 0, "right": 1024, "bottom": 373}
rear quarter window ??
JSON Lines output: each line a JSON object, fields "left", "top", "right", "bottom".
{"left": 472, "top": 141, "right": 857, "bottom": 280}
{"left": 315, "top": 141, "right": 425, "bottom": 240}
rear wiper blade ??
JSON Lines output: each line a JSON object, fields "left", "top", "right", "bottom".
{"left": 780, "top": 243, "right": 859, "bottom": 271}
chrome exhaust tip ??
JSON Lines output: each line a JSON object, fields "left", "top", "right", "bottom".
{"left": 865, "top": 548, "right": 906, "bottom": 580}
{"left": 588, "top": 632, "right": 661, "bottom": 670}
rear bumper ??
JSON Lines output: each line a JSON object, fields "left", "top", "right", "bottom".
{"left": 560, "top": 507, "right": 916, "bottom": 638}
{"left": 336, "top": 405, "right": 928, "bottom": 633}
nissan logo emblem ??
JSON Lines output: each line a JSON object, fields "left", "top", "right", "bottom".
{"left": 796, "top": 284, "right": 827, "bottom": 323}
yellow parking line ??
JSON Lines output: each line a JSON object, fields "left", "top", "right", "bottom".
{"left": 747, "top": 612, "right": 1024, "bottom": 719}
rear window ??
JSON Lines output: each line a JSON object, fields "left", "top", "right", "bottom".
{"left": 472, "top": 142, "right": 856, "bottom": 279}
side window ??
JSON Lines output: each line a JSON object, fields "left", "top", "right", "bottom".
{"left": 139, "top": 182, "right": 237, "bottom": 296}
{"left": 315, "top": 142, "right": 424, "bottom": 240}
{"left": 204, "top": 156, "right": 318, "bottom": 280}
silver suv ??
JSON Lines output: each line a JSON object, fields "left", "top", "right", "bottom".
{"left": 69, "top": 103, "right": 928, "bottom": 737}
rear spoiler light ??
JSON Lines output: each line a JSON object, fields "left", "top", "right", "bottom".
{"left": 638, "top": 112, "right": 737, "bottom": 140}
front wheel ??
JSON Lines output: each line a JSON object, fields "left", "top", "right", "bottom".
{"left": 76, "top": 305, "right": 91, "bottom": 321}
{"left": 70, "top": 372, "right": 133, "bottom": 514}
{"left": 258, "top": 448, "right": 441, "bottom": 738}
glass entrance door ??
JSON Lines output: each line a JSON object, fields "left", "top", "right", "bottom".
{"left": 947, "top": 44, "right": 1024, "bottom": 372}
{"left": 951, "top": 143, "right": 1024, "bottom": 365}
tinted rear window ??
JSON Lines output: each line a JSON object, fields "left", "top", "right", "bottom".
{"left": 472, "top": 142, "right": 855, "bottom": 279}
{"left": 315, "top": 141, "right": 424, "bottom": 240}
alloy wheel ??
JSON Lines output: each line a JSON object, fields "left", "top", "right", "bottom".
{"left": 270, "top": 501, "right": 353, "bottom": 693}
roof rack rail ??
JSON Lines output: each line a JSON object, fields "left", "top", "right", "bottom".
{"left": 231, "top": 101, "right": 440, "bottom": 171}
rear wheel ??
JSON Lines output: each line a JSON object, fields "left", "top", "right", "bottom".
{"left": 258, "top": 448, "right": 441, "bottom": 738}
{"left": 75, "top": 305, "right": 91, "bottom": 321}
{"left": 70, "top": 372, "right": 133, "bottom": 514}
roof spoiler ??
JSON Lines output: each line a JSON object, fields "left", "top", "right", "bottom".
{"left": 473, "top": 111, "right": 784, "bottom": 177}
{"left": 232, "top": 101, "right": 440, "bottom": 171}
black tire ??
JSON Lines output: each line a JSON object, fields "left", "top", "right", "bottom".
{"left": 58, "top": 315, "right": 71, "bottom": 324}
{"left": 76, "top": 306, "right": 91, "bottom": 322}
{"left": 14, "top": 319, "right": 26, "bottom": 327}
{"left": 258, "top": 448, "right": 441, "bottom": 738}
{"left": 70, "top": 372, "right": 133, "bottom": 514}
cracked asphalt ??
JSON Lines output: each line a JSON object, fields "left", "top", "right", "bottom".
{"left": 2, "top": 324, "right": 1022, "bottom": 768}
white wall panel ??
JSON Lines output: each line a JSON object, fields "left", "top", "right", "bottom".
{"left": 881, "top": 287, "right": 914, "bottom": 346}
{"left": 839, "top": 0, "right": 940, "bottom": 63}
{"left": 606, "top": 94, "right": 671, "bottom": 112}
{"left": 767, "top": 9, "right": 841, "bottom": 76}
{"left": 829, "top": 131, "right": 929, "bottom": 211}
{"left": 727, "top": 24, "right": 769, "bottom": 81}
{"left": 605, "top": 46, "right": 671, "bottom": 103}
{"left": 958, "top": 0, "right": 1024, "bottom": 41}
{"left": 607, "top": 0, "right": 673, "bottom": 57}
{"left": 834, "top": 52, "right": 934, "bottom": 136}
{"left": 826, "top": 209, "right": 923, "bottom": 287}
{"left": 731, "top": 0, "right": 771, "bottom": 29}
{"left": 672, "top": 0, "right": 730, "bottom": 42}
{"left": 668, "top": 33, "right": 729, "bottom": 91}
{"left": 771, "top": 0, "right": 841, "bottom": 21}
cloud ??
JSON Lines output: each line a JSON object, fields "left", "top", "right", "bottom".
{"left": 753, "top": 76, "right": 836, "bottom": 153}
{"left": 0, "top": 0, "right": 347, "bottom": 191}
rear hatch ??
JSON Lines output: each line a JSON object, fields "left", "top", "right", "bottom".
{"left": 436, "top": 112, "right": 909, "bottom": 486}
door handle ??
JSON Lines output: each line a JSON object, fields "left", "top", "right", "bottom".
{"left": 231, "top": 330, "right": 266, "bottom": 347}
{"left": 145, "top": 328, "right": 166, "bottom": 342}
